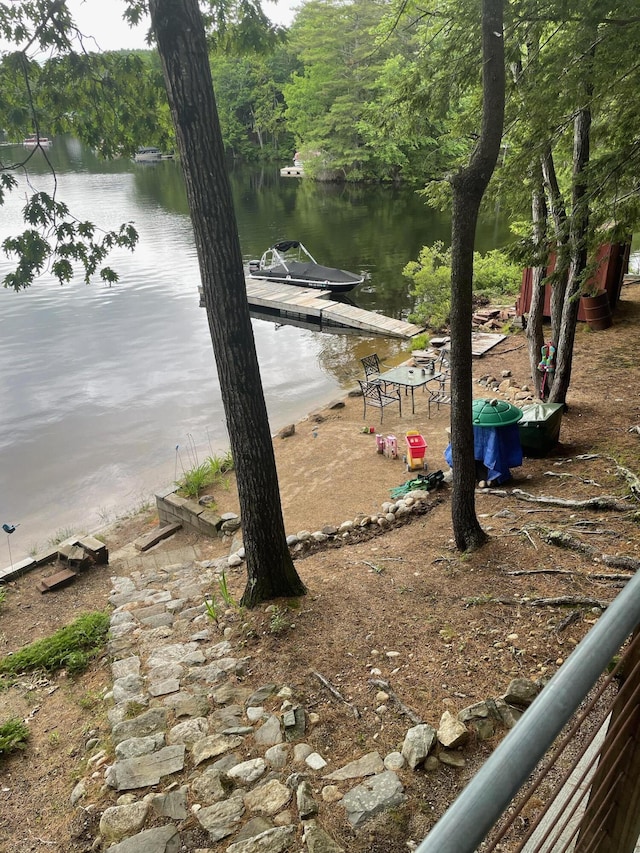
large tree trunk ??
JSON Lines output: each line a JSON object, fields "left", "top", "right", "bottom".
{"left": 449, "top": 0, "right": 504, "bottom": 551}
{"left": 149, "top": 0, "right": 306, "bottom": 606}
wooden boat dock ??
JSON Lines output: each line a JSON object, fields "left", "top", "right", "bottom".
{"left": 244, "top": 278, "right": 425, "bottom": 339}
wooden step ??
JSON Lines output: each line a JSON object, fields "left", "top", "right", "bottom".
{"left": 37, "top": 568, "right": 78, "bottom": 593}
{"left": 134, "top": 522, "right": 182, "bottom": 552}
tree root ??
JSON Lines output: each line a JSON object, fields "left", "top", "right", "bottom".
{"left": 509, "top": 489, "right": 631, "bottom": 511}
{"left": 541, "top": 529, "right": 640, "bottom": 572}
{"left": 614, "top": 463, "right": 640, "bottom": 502}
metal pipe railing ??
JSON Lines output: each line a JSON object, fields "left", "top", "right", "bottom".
{"left": 415, "top": 569, "right": 640, "bottom": 853}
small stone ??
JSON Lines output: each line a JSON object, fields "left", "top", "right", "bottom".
{"left": 293, "top": 743, "right": 313, "bottom": 763}
{"left": 438, "top": 751, "right": 466, "bottom": 768}
{"left": 383, "top": 751, "right": 405, "bottom": 771}
{"left": 305, "top": 752, "right": 327, "bottom": 771}
{"left": 321, "top": 785, "right": 343, "bottom": 804}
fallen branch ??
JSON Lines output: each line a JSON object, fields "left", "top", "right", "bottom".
{"left": 506, "top": 568, "right": 575, "bottom": 576}
{"left": 509, "top": 490, "right": 631, "bottom": 512}
{"left": 555, "top": 611, "right": 581, "bottom": 633}
{"left": 527, "top": 596, "right": 608, "bottom": 609}
{"left": 312, "top": 671, "right": 360, "bottom": 718}
{"left": 521, "top": 528, "right": 538, "bottom": 549}
{"left": 368, "top": 678, "right": 423, "bottom": 725}
{"left": 465, "top": 595, "right": 609, "bottom": 609}
{"left": 497, "top": 342, "right": 526, "bottom": 355}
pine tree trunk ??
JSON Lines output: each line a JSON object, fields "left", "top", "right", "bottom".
{"left": 149, "top": 0, "right": 306, "bottom": 606}
{"left": 526, "top": 180, "right": 547, "bottom": 398}
{"left": 550, "top": 101, "right": 591, "bottom": 406}
{"left": 541, "top": 147, "right": 569, "bottom": 345}
{"left": 449, "top": 0, "right": 504, "bottom": 551}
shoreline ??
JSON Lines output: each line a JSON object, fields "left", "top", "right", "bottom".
{"left": 0, "top": 376, "right": 374, "bottom": 570}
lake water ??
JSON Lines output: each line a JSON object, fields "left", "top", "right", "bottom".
{"left": 0, "top": 137, "right": 515, "bottom": 563}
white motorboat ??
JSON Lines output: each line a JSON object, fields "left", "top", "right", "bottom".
{"left": 248, "top": 241, "right": 365, "bottom": 293}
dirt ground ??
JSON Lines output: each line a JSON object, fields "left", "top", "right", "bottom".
{"left": 1, "top": 282, "right": 640, "bottom": 853}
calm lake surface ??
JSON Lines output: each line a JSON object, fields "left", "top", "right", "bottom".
{"left": 0, "top": 137, "right": 515, "bottom": 563}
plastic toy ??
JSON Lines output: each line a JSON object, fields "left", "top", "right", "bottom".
{"left": 384, "top": 434, "right": 398, "bottom": 459}
{"left": 403, "top": 430, "right": 428, "bottom": 471}
{"left": 538, "top": 341, "right": 556, "bottom": 401}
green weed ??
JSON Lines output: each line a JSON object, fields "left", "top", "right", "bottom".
{"left": 218, "top": 571, "right": 237, "bottom": 610}
{"left": 0, "top": 611, "right": 110, "bottom": 678}
{"left": 176, "top": 449, "right": 234, "bottom": 500}
{"left": 0, "top": 588, "right": 5, "bottom": 607}
{"left": 0, "top": 718, "right": 29, "bottom": 756}
{"left": 125, "top": 701, "right": 147, "bottom": 718}
{"left": 77, "top": 690, "right": 103, "bottom": 711}
{"left": 179, "top": 462, "right": 211, "bottom": 498}
{"left": 47, "top": 527, "right": 78, "bottom": 547}
{"left": 204, "top": 596, "right": 220, "bottom": 623}
{"left": 268, "top": 606, "right": 291, "bottom": 635}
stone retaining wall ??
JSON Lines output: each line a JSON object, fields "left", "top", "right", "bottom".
{"left": 155, "top": 487, "right": 222, "bottom": 538}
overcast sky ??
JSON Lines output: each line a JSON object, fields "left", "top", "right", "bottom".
{"left": 68, "top": 0, "right": 298, "bottom": 52}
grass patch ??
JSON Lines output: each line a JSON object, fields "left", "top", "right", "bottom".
{"left": 0, "top": 611, "right": 110, "bottom": 678}
{"left": 176, "top": 450, "right": 234, "bottom": 500}
{"left": 0, "top": 718, "right": 29, "bottom": 756}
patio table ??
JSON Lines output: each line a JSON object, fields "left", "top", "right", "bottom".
{"left": 378, "top": 365, "right": 443, "bottom": 415}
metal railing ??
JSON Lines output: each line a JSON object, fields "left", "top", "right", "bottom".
{"left": 415, "top": 568, "right": 640, "bottom": 853}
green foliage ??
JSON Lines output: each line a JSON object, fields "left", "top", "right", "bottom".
{"left": 2, "top": 199, "right": 139, "bottom": 290}
{"left": 268, "top": 605, "right": 291, "bottom": 634}
{"left": 0, "top": 718, "right": 29, "bottom": 756}
{"left": 404, "top": 242, "right": 453, "bottom": 330}
{"left": 77, "top": 690, "right": 103, "bottom": 711}
{"left": 176, "top": 450, "right": 234, "bottom": 499}
{"left": 180, "top": 463, "right": 212, "bottom": 499}
{"left": 0, "top": 612, "right": 110, "bottom": 678}
{"left": 0, "top": 587, "right": 6, "bottom": 607}
{"left": 204, "top": 595, "right": 220, "bottom": 623}
{"left": 405, "top": 242, "right": 522, "bottom": 330}
{"left": 472, "top": 250, "right": 522, "bottom": 299}
{"left": 217, "top": 570, "right": 237, "bottom": 609}
{"left": 204, "top": 570, "right": 241, "bottom": 624}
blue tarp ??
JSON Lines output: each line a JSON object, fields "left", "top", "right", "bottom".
{"left": 445, "top": 423, "right": 523, "bottom": 485}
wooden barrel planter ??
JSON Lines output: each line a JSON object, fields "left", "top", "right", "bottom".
{"left": 581, "top": 290, "right": 613, "bottom": 330}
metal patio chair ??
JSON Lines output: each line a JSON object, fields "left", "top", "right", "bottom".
{"left": 361, "top": 353, "right": 384, "bottom": 383}
{"left": 358, "top": 379, "right": 402, "bottom": 423}
{"left": 427, "top": 374, "right": 451, "bottom": 418}
{"left": 361, "top": 353, "right": 396, "bottom": 392}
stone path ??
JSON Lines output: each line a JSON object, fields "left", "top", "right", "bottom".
{"left": 77, "top": 543, "right": 409, "bottom": 852}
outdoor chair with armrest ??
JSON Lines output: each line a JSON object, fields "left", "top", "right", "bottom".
{"left": 427, "top": 374, "right": 451, "bottom": 418}
{"left": 358, "top": 379, "right": 402, "bottom": 423}
{"left": 361, "top": 352, "right": 384, "bottom": 383}
{"left": 361, "top": 353, "right": 397, "bottom": 392}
